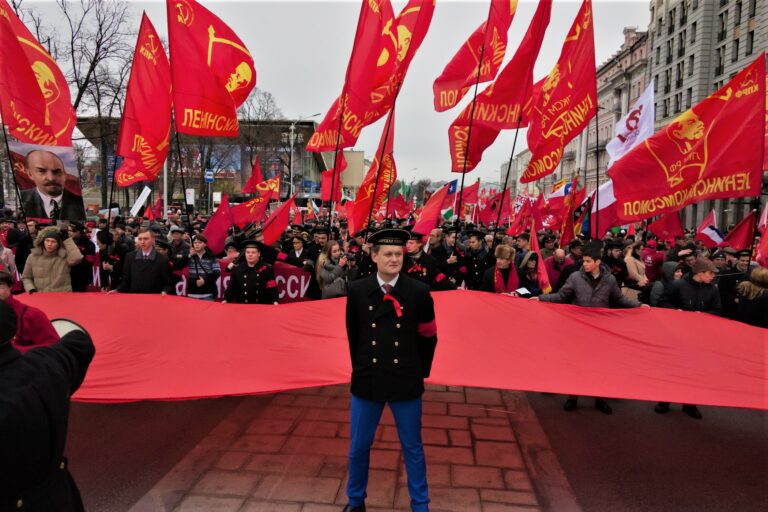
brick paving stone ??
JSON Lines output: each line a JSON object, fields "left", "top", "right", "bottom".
{"left": 301, "top": 408, "right": 351, "bottom": 423}
{"left": 231, "top": 434, "right": 287, "bottom": 453}
{"left": 370, "top": 449, "right": 401, "bottom": 470}
{"left": 319, "top": 456, "right": 348, "bottom": 478}
{"left": 257, "top": 406, "right": 303, "bottom": 421}
{"left": 470, "top": 423, "right": 516, "bottom": 442}
{"left": 301, "top": 505, "right": 346, "bottom": 512}
{"left": 448, "top": 429, "right": 473, "bottom": 447}
{"left": 175, "top": 495, "right": 244, "bottom": 511}
{"left": 380, "top": 425, "right": 400, "bottom": 443}
{"left": 319, "top": 384, "right": 349, "bottom": 396}
{"left": 465, "top": 389, "right": 504, "bottom": 406}
{"left": 421, "top": 414, "right": 469, "bottom": 430}
{"left": 423, "top": 445, "right": 474, "bottom": 465}
{"left": 395, "top": 486, "right": 480, "bottom": 512}
{"left": 251, "top": 474, "right": 341, "bottom": 503}
{"left": 372, "top": 440, "right": 403, "bottom": 451}
{"left": 292, "top": 395, "right": 331, "bottom": 408}
{"left": 324, "top": 397, "right": 351, "bottom": 409}
{"left": 246, "top": 419, "right": 295, "bottom": 435}
{"left": 451, "top": 465, "right": 505, "bottom": 489}
{"left": 336, "top": 469, "right": 398, "bottom": 508}
{"left": 398, "top": 463, "right": 451, "bottom": 487}
{"left": 240, "top": 500, "right": 302, "bottom": 512}
{"left": 503, "top": 470, "right": 534, "bottom": 492}
{"left": 281, "top": 436, "right": 349, "bottom": 457}
{"left": 337, "top": 422, "right": 351, "bottom": 439}
{"left": 475, "top": 441, "right": 524, "bottom": 469}
{"left": 422, "top": 390, "right": 465, "bottom": 403}
{"left": 447, "top": 385, "right": 465, "bottom": 392}
{"left": 481, "top": 503, "right": 540, "bottom": 512}
{"left": 244, "top": 454, "right": 325, "bottom": 476}
{"left": 291, "top": 387, "right": 324, "bottom": 395}
{"left": 475, "top": 415, "right": 512, "bottom": 424}
{"left": 192, "top": 470, "right": 259, "bottom": 496}
{"left": 214, "top": 451, "right": 252, "bottom": 471}
{"left": 292, "top": 421, "right": 340, "bottom": 437}
{"left": 380, "top": 408, "right": 396, "bottom": 425}
{"left": 448, "top": 403, "right": 489, "bottom": 417}
{"left": 425, "top": 384, "right": 448, "bottom": 391}
{"left": 480, "top": 489, "right": 538, "bottom": 506}
{"left": 270, "top": 394, "right": 296, "bottom": 406}
{"left": 422, "top": 427, "right": 449, "bottom": 446}
{"left": 422, "top": 401, "right": 448, "bottom": 415}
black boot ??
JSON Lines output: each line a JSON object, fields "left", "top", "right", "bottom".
{"left": 682, "top": 404, "right": 702, "bottom": 419}
{"left": 654, "top": 402, "right": 670, "bottom": 414}
{"left": 594, "top": 398, "right": 613, "bottom": 415}
{"left": 342, "top": 504, "right": 366, "bottom": 512}
{"left": 563, "top": 397, "right": 578, "bottom": 411}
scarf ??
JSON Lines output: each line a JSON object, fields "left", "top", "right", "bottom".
{"left": 494, "top": 266, "right": 519, "bottom": 294}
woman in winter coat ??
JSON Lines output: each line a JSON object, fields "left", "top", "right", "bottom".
{"left": 0, "top": 236, "right": 16, "bottom": 276}
{"left": 517, "top": 251, "right": 542, "bottom": 297}
{"left": 317, "top": 240, "right": 350, "bottom": 299}
{"left": 735, "top": 267, "right": 768, "bottom": 328}
{"left": 22, "top": 227, "right": 83, "bottom": 292}
{"left": 649, "top": 262, "right": 685, "bottom": 307}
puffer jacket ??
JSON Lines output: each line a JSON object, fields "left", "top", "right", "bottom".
{"left": 539, "top": 265, "right": 641, "bottom": 309}
{"left": 649, "top": 261, "right": 679, "bottom": 306}
{"left": 318, "top": 258, "right": 349, "bottom": 299}
{"left": 22, "top": 228, "right": 83, "bottom": 292}
{"left": 660, "top": 274, "right": 722, "bottom": 315}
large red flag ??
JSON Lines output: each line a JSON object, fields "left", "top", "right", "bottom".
{"left": 529, "top": 219, "right": 552, "bottom": 294}
{"left": 611, "top": 56, "right": 766, "bottom": 221}
{"left": 202, "top": 193, "right": 233, "bottom": 254}
{"left": 0, "top": 0, "right": 75, "bottom": 146}
{"left": 306, "top": 0, "right": 396, "bottom": 152}
{"left": 263, "top": 196, "right": 297, "bottom": 246}
{"left": 647, "top": 212, "right": 685, "bottom": 241}
{"left": 349, "top": 112, "right": 397, "bottom": 234}
{"left": 321, "top": 152, "right": 348, "bottom": 203}
{"left": 433, "top": 0, "right": 518, "bottom": 112}
{"left": 242, "top": 156, "right": 263, "bottom": 194}
{"left": 231, "top": 176, "right": 280, "bottom": 228}
{"left": 722, "top": 210, "right": 757, "bottom": 251}
{"left": 478, "top": 189, "right": 512, "bottom": 226}
{"left": 153, "top": 194, "right": 164, "bottom": 219}
{"left": 521, "top": 0, "right": 596, "bottom": 183}
{"left": 412, "top": 185, "right": 450, "bottom": 234}
{"left": 461, "top": 179, "right": 481, "bottom": 205}
{"left": 167, "top": 0, "right": 256, "bottom": 137}
{"left": 448, "top": 0, "right": 551, "bottom": 172}
{"left": 115, "top": 13, "right": 172, "bottom": 187}
{"left": 756, "top": 227, "right": 768, "bottom": 268}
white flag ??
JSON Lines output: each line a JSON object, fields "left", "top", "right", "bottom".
{"left": 606, "top": 83, "right": 655, "bottom": 168}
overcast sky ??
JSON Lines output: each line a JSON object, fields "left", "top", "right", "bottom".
{"left": 84, "top": 1, "right": 651, "bottom": 183}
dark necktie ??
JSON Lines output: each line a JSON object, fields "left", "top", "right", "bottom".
{"left": 50, "top": 199, "right": 60, "bottom": 220}
{"left": 382, "top": 283, "right": 393, "bottom": 294}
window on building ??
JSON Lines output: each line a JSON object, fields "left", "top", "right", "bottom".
{"left": 680, "top": 1, "right": 688, "bottom": 24}
{"left": 719, "top": 0, "right": 729, "bottom": 7}
{"left": 732, "top": 38, "right": 740, "bottom": 61}
{"left": 668, "top": 8, "right": 676, "bottom": 34}
{"left": 735, "top": 1, "right": 743, "bottom": 24}
{"left": 718, "top": 12, "right": 728, "bottom": 42}
{"left": 746, "top": 30, "right": 754, "bottom": 55}
{"left": 749, "top": 0, "right": 756, "bottom": 18}
{"left": 666, "top": 40, "right": 673, "bottom": 64}
{"left": 664, "top": 69, "right": 671, "bottom": 93}
{"left": 688, "top": 55, "right": 695, "bottom": 76}
{"left": 715, "top": 46, "right": 725, "bottom": 75}
{"left": 656, "top": 46, "right": 661, "bottom": 62}
{"left": 656, "top": 17, "right": 663, "bottom": 36}
{"left": 677, "top": 32, "right": 686, "bottom": 57}
{"left": 676, "top": 62, "right": 684, "bottom": 87}
{"left": 686, "top": 88, "right": 692, "bottom": 109}
{"left": 692, "top": 0, "right": 699, "bottom": 9}
{"left": 654, "top": 75, "right": 659, "bottom": 93}
{"left": 690, "top": 22, "right": 697, "bottom": 43}
{"left": 663, "top": 98, "right": 670, "bottom": 117}
{"left": 674, "top": 93, "right": 682, "bottom": 114}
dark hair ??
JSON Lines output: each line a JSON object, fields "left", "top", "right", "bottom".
{"left": 582, "top": 241, "right": 603, "bottom": 261}
{"left": 519, "top": 233, "right": 530, "bottom": 242}
{"left": 0, "top": 300, "right": 18, "bottom": 346}
{"left": 0, "top": 270, "right": 13, "bottom": 287}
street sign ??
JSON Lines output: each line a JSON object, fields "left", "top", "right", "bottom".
{"left": 204, "top": 169, "right": 214, "bottom": 183}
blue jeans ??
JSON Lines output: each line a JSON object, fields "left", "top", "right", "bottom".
{"left": 347, "top": 394, "right": 429, "bottom": 511}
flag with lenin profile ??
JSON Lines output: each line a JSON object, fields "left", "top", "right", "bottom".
{"left": 167, "top": 0, "right": 256, "bottom": 138}
{"left": 610, "top": 55, "right": 766, "bottom": 221}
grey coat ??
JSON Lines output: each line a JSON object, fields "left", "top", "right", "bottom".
{"left": 539, "top": 266, "right": 641, "bottom": 309}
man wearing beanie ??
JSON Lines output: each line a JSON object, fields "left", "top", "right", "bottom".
{"left": 657, "top": 257, "right": 722, "bottom": 419}
{"left": 0, "top": 300, "right": 95, "bottom": 510}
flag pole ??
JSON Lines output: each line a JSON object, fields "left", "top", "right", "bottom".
{"left": 163, "top": 157, "right": 168, "bottom": 220}
{"left": 593, "top": 111, "right": 600, "bottom": 239}
{"left": 0, "top": 125, "right": 28, "bottom": 226}
{"left": 365, "top": 110, "right": 396, "bottom": 230}
{"left": 491, "top": 115, "right": 525, "bottom": 249}
{"left": 107, "top": 157, "right": 118, "bottom": 226}
{"left": 174, "top": 132, "right": 192, "bottom": 227}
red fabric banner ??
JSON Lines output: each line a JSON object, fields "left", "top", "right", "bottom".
{"left": 167, "top": 0, "right": 256, "bottom": 137}
{"left": 647, "top": 211, "right": 685, "bottom": 241}
{"left": 0, "top": 0, "right": 75, "bottom": 146}
{"left": 231, "top": 176, "right": 280, "bottom": 228}
{"left": 242, "top": 156, "right": 263, "bottom": 194}
{"left": 610, "top": 56, "right": 766, "bottom": 221}
{"left": 115, "top": 13, "right": 172, "bottom": 187}
{"left": 433, "top": 0, "right": 518, "bottom": 112}
{"left": 723, "top": 210, "right": 757, "bottom": 251}
{"left": 321, "top": 153, "right": 347, "bottom": 203}
{"left": 263, "top": 196, "right": 296, "bottom": 245}
{"left": 448, "top": 0, "right": 551, "bottom": 172}
{"left": 521, "top": 0, "right": 596, "bottom": 183}
{"left": 19, "top": 292, "right": 767, "bottom": 409}
{"left": 412, "top": 185, "right": 449, "bottom": 234}
{"left": 478, "top": 189, "right": 512, "bottom": 226}
{"left": 202, "top": 193, "right": 233, "bottom": 253}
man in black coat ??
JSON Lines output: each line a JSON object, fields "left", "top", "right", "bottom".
{"left": 403, "top": 229, "right": 455, "bottom": 291}
{"left": 343, "top": 229, "right": 437, "bottom": 512}
{"left": 68, "top": 222, "right": 96, "bottom": 292}
{"left": 463, "top": 229, "right": 490, "bottom": 290}
{"left": 20, "top": 150, "right": 86, "bottom": 221}
{"left": 0, "top": 300, "right": 95, "bottom": 511}
{"left": 110, "top": 228, "right": 173, "bottom": 295}
{"left": 224, "top": 241, "right": 279, "bottom": 304}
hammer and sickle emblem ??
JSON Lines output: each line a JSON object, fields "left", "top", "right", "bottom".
{"left": 175, "top": 0, "right": 194, "bottom": 26}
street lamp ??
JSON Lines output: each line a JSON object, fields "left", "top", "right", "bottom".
{"left": 283, "top": 113, "right": 320, "bottom": 198}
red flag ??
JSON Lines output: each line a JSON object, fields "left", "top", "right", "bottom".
{"left": 349, "top": 113, "right": 397, "bottom": 233}
{"left": 506, "top": 199, "right": 532, "bottom": 236}
{"left": 610, "top": 56, "right": 766, "bottom": 221}
{"left": 461, "top": 179, "right": 481, "bottom": 205}
{"left": 529, "top": 219, "right": 552, "bottom": 294}
{"left": 263, "top": 196, "right": 297, "bottom": 246}
{"left": 756, "top": 227, "right": 768, "bottom": 268}
{"left": 764, "top": 71, "right": 767, "bottom": 170}
{"left": 202, "top": 193, "right": 233, "bottom": 254}
{"left": 521, "top": 0, "right": 596, "bottom": 183}
{"left": 167, "top": 0, "right": 256, "bottom": 137}
{"left": 412, "top": 185, "right": 450, "bottom": 234}
{"left": 0, "top": 0, "right": 75, "bottom": 146}
{"left": 231, "top": 176, "right": 280, "bottom": 228}
{"left": 695, "top": 210, "right": 723, "bottom": 248}
{"left": 449, "top": 0, "right": 551, "bottom": 172}
{"left": 242, "top": 156, "right": 263, "bottom": 193}
{"left": 758, "top": 202, "right": 768, "bottom": 235}
{"left": 115, "top": 13, "right": 172, "bottom": 187}
{"left": 153, "top": 194, "right": 164, "bottom": 218}
{"left": 722, "top": 210, "right": 757, "bottom": 251}
{"left": 306, "top": 0, "right": 396, "bottom": 152}
{"left": 479, "top": 189, "right": 512, "bottom": 226}
{"left": 433, "top": 0, "right": 518, "bottom": 112}
{"left": 321, "top": 152, "right": 348, "bottom": 203}
{"left": 143, "top": 204, "right": 155, "bottom": 220}
{"left": 647, "top": 212, "right": 685, "bottom": 241}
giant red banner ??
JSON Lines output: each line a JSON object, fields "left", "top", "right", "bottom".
{"left": 20, "top": 292, "right": 767, "bottom": 409}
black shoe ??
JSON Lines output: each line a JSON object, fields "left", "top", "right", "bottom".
{"left": 563, "top": 398, "right": 578, "bottom": 411}
{"left": 682, "top": 405, "right": 702, "bottom": 419}
{"left": 654, "top": 402, "right": 670, "bottom": 414}
{"left": 594, "top": 399, "right": 613, "bottom": 415}
{"left": 342, "top": 505, "right": 366, "bottom": 512}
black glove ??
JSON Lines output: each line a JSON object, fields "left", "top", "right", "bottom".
{"left": 27, "top": 289, "right": 37, "bottom": 295}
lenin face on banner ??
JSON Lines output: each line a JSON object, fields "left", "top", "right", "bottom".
{"left": 9, "top": 139, "right": 86, "bottom": 221}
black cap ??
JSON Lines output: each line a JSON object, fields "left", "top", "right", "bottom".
{"left": 354, "top": 227, "right": 373, "bottom": 238}
{"left": 242, "top": 240, "right": 265, "bottom": 251}
{"left": 408, "top": 229, "right": 426, "bottom": 241}
{"left": 466, "top": 229, "right": 485, "bottom": 240}
{"left": 736, "top": 249, "right": 752, "bottom": 258}
{"left": 155, "top": 239, "right": 172, "bottom": 251}
{"left": 442, "top": 225, "right": 459, "bottom": 235}
{"left": 224, "top": 240, "right": 240, "bottom": 251}
{"left": 311, "top": 226, "right": 329, "bottom": 235}
{"left": 367, "top": 228, "right": 409, "bottom": 247}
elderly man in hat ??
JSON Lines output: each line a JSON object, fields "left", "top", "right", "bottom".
{"left": 343, "top": 228, "right": 438, "bottom": 512}
{"left": 0, "top": 299, "right": 94, "bottom": 511}
{"left": 224, "top": 241, "right": 278, "bottom": 304}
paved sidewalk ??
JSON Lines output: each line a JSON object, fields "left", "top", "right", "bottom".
{"left": 130, "top": 385, "right": 579, "bottom": 512}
